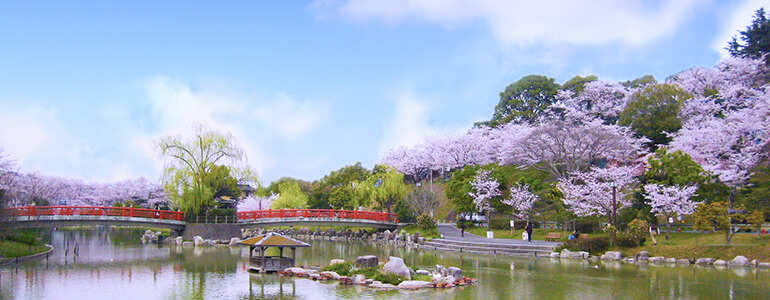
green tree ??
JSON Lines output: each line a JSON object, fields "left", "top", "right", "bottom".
{"left": 361, "top": 165, "right": 407, "bottom": 213}
{"left": 310, "top": 162, "right": 371, "bottom": 210}
{"left": 156, "top": 123, "right": 258, "bottom": 215}
{"left": 736, "top": 165, "right": 770, "bottom": 221}
{"left": 692, "top": 202, "right": 760, "bottom": 245}
{"left": 645, "top": 148, "right": 705, "bottom": 186}
{"left": 202, "top": 164, "right": 241, "bottom": 199}
{"left": 484, "top": 74, "right": 560, "bottom": 126}
{"left": 619, "top": 84, "right": 692, "bottom": 150}
{"left": 621, "top": 74, "right": 657, "bottom": 88}
{"left": 561, "top": 75, "right": 598, "bottom": 95}
{"left": 727, "top": 7, "right": 770, "bottom": 64}
{"left": 272, "top": 181, "right": 308, "bottom": 209}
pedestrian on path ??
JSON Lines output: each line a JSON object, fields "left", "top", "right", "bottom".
{"left": 459, "top": 221, "right": 466, "bottom": 237}
{"left": 525, "top": 221, "right": 533, "bottom": 243}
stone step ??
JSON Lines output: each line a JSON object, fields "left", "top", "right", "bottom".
{"left": 423, "top": 239, "right": 556, "bottom": 256}
{"left": 421, "top": 244, "right": 552, "bottom": 257}
{"left": 425, "top": 239, "right": 557, "bottom": 251}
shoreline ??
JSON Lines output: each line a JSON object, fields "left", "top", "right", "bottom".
{"left": 0, "top": 245, "right": 54, "bottom": 266}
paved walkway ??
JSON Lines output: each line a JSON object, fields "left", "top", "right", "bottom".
{"left": 436, "top": 224, "right": 561, "bottom": 247}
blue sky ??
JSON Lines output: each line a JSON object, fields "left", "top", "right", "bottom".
{"left": 0, "top": 0, "right": 765, "bottom": 186}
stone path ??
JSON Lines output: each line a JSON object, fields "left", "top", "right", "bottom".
{"left": 436, "top": 224, "right": 561, "bottom": 247}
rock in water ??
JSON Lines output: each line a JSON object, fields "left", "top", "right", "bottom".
{"left": 382, "top": 257, "right": 411, "bottom": 280}
{"left": 354, "top": 255, "right": 379, "bottom": 268}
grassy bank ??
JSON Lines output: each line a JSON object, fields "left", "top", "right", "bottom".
{"left": 0, "top": 240, "right": 49, "bottom": 258}
{"left": 466, "top": 225, "right": 770, "bottom": 261}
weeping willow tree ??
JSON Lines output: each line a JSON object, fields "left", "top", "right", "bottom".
{"left": 156, "top": 123, "right": 258, "bottom": 215}
{"left": 361, "top": 165, "right": 408, "bottom": 213}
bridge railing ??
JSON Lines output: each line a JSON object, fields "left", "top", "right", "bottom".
{"left": 4, "top": 206, "right": 185, "bottom": 221}
{"left": 237, "top": 209, "right": 399, "bottom": 223}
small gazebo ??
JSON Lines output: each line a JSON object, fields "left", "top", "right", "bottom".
{"left": 238, "top": 232, "right": 310, "bottom": 273}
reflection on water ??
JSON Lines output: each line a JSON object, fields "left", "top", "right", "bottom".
{"left": 1, "top": 228, "right": 768, "bottom": 299}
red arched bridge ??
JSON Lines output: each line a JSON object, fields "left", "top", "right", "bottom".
{"left": 3, "top": 206, "right": 399, "bottom": 231}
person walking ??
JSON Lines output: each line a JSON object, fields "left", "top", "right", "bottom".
{"left": 525, "top": 221, "right": 533, "bottom": 243}
{"left": 459, "top": 221, "right": 466, "bottom": 238}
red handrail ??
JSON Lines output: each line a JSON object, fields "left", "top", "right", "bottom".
{"left": 3, "top": 206, "right": 185, "bottom": 221}
{"left": 236, "top": 209, "right": 399, "bottom": 223}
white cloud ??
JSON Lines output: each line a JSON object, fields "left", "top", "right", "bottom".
{"left": 252, "top": 94, "right": 330, "bottom": 140}
{"left": 311, "top": 0, "right": 698, "bottom": 47}
{"left": 0, "top": 105, "right": 53, "bottom": 162}
{"left": 711, "top": 0, "right": 766, "bottom": 58}
{"left": 377, "top": 93, "right": 438, "bottom": 156}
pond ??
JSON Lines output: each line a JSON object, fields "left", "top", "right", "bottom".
{"left": 1, "top": 228, "right": 768, "bottom": 299}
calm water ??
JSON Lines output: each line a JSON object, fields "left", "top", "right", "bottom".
{"left": 1, "top": 228, "right": 768, "bottom": 299}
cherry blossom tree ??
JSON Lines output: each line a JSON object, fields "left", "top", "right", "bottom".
{"left": 551, "top": 80, "right": 631, "bottom": 124}
{"left": 558, "top": 165, "right": 638, "bottom": 224}
{"left": 502, "top": 120, "right": 647, "bottom": 179}
{"left": 468, "top": 169, "right": 500, "bottom": 227}
{"left": 643, "top": 183, "right": 699, "bottom": 239}
{"left": 237, "top": 193, "right": 278, "bottom": 211}
{"left": 502, "top": 183, "right": 538, "bottom": 219}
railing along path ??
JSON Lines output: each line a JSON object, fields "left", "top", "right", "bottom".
{"left": 237, "top": 209, "right": 399, "bottom": 223}
{"left": 4, "top": 206, "right": 185, "bottom": 221}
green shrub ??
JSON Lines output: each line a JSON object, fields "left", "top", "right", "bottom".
{"left": 351, "top": 266, "right": 380, "bottom": 279}
{"left": 614, "top": 237, "right": 646, "bottom": 248}
{"left": 372, "top": 272, "right": 406, "bottom": 285}
{"left": 416, "top": 214, "right": 436, "bottom": 230}
{"left": 5, "top": 230, "right": 40, "bottom": 246}
{"left": 322, "top": 262, "right": 353, "bottom": 276}
{"left": 625, "top": 219, "right": 649, "bottom": 246}
{"left": 413, "top": 274, "right": 432, "bottom": 281}
{"left": 563, "top": 237, "right": 610, "bottom": 254}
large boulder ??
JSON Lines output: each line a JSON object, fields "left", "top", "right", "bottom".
{"left": 354, "top": 255, "right": 379, "bottom": 268}
{"left": 416, "top": 269, "right": 431, "bottom": 276}
{"left": 369, "top": 282, "right": 398, "bottom": 290}
{"left": 637, "top": 251, "right": 650, "bottom": 260}
{"left": 695, "top": 258, "right": 716, "bottom": 265}
{"left": 602, "top": 251, "right": 622, "bottom": 261}
{"left": 435, "top": 265, "right": 447, "bottom": 276}
{"left": 447, "top": 267, "right": 463, "bottom": 279}
{"left": 330, "top": 259, "right": 345, "bottom": 266}
{"left": 713, "top": 260, "right": 727, "bottom": 266}
{"left": 398, "top": 280, "right": 433, "bottom": 289}
{"left": 193, "top": 236, "right": 205, "bottom": 246}
{"left": 730, "top": 256, "right": 751, "bottom": 267}
{"left": 649, "top": 256, "right": 666, "bottom": 263}
{"left": 352, "top": 274, "right": 367, "bottom": 285}
{"left": 320, "top": 271, "right": 341, "bottom": 280}
{"left": 549, "top": 252, "right": 560, "bottom": 258}
{"left": 382, "top": 257, "right": 411, "bottom": 280}
{"left": 228, "top": 237, "right": 241, "bottom": 246}
{"left": 570, "top": 251, "right": 589, "bottom": 259}
{"left": 559, "top": 249, "right": 572, "bottom": 259}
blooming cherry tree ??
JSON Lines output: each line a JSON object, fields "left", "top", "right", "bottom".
{"left": 643, "top": 183, "right": 699, "bottom": 239}
{"left": 238, "top": 193, "right": 279, "bottom": 211}
{"left": 468, "top": 169, "right": 500, "bottom": 218}
{"left": 558, "top": 165, "right": 638, "bottom": 223}
{"left": 502, "top": 183, "right": 538, "bottom": 219}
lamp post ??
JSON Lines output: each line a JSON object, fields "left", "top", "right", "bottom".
{"left": 610, "top": 181, "right": 618, "bottom": 227}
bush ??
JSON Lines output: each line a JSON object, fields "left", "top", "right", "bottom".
{"left": 574, "top": 222, "right": 597, "bottom": 233}
{"left": 372, "top": 272, "right": 406, "bottom": 285}
{"left": 563, "top": 237, "right": 610, "bottom": 254}
{"left": 416, "top": 213, "right": 436, "bottom": 231}
{"left": 5, "top": 230, "right": 40, "bottom": 246}
{"left": 614, "top": 237, "right": 646, "bottom": 248}
{"left": 351, "top": 266, "right": 379, "bottom": 279}
{"left": 322, "top": 262, "right": 353, "bottom": 276}
{"left": 625, "top": 219, "right": 649, "bottom": 246}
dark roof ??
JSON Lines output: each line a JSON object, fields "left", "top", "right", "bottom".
{"left": 238, "top": 232, "right": 311, "bottom": 248}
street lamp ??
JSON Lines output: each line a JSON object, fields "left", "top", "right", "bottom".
{"left": 610, "top": 182, "right": 618, "bottom": 227}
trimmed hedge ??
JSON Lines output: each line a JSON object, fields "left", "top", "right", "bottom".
{"left": 563, "top": 236, "right": 646, "bottom": 254}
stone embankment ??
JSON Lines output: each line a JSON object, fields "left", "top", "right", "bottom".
{"left": 551, "top": 249, "right": 770, "bottom": 269}
{"left": 278, "top": 256, "right": 477, "bottom": 291}
{"left": 245, "top": 227, "right": 429, "bottom": 248}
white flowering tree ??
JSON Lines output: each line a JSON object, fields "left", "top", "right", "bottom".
{"left": 558, "top": 165, "right": 638, "bottom": 225}
{"left": 643, "top": 183, "right": 699, "bottom": 239}
{"left": 237, "top": 193, "right": 278, "bottom": 211}
{"left": 502, "top": 183, "right": 538, "bottom": 220}
{"left": 468, "top": 169, "right": 500, "bottom": 229}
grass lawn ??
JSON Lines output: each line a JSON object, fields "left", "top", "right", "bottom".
{"left": 466, "top": 225, "right": 770, "bottom": 261}
{"left": 0, "top": 240, "right": 49, "bottom": 258}
{"left": 400, "top": 225, "right": 441, "bottom": 240}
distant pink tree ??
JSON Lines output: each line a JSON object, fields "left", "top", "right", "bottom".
{"left": 552, "top": 80, "right": 630, "bottom": 124}
{"left": 558, "top": 165, "right": 638, "bottom": 223}
{"left": 643, "top": 183, "right": 699, "bottom": 239}
{"left": 237, "top": 193, "right": 278, "bottom": 211}
{"left": 502, "top": 183, "right": 538, "bottom": 219}
{"left": 468, "top": 169, "right": 500, "bottom": 215}
{"left": 503, "top": 120, "right": 647, "bottom": 178}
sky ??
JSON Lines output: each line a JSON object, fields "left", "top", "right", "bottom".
{"left": 0, "top": 0, "right": 766, "bottom": 186}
